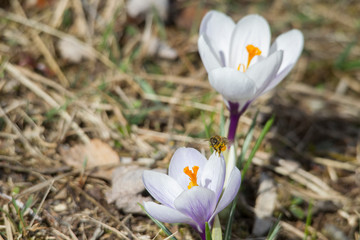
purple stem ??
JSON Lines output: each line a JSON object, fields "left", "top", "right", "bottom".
{"left": 200, "top": 231, "right": 206, "bottom": 240}
{"left": 227, "top": 101, "right": 250, "bottom": 143}
{"left": 227, "top": 112, "right": 240, "bottom": 143}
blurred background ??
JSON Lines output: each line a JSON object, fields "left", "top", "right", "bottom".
{"left": 0, "top": 0, "right": 359, "bottom": 239}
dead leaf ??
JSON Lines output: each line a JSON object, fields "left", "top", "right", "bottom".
{"left": 59, "top": 139, "right": 119, "bottom": 180}
{"left": 106, "top": 165, "right": 166, "bottom": 214}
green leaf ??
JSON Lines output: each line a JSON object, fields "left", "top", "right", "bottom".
{"left": 12, "top": 186, "right": 20, "bottom": 195}
{"left": 22, "top": 195, "right": 33, "bottom": 214}
{"left": 335, "top": 41, "right": 356, "bottom": 70}
{"left": 220, "top": 105, "right": 225, "bottom": 137}
{"left": 303, "top": 200, "right": 313, "bottom": 240}
{"left": 201, "top": 112, "right": 212, "bottom": 140}
{"left": 205, "top": 222, "right": 212, "bottom": 240}
{"left": 291, "top": 197, "right": 304, "bottom": 206}
{"left": 267, "top": 215, "right": 282, "bottom": 240}
{"left": 340, "top": 60, "right": 360, "bottom": 71}
{"left": 290, "top": 205, "right": 305, "bottom": 220}
{"left": 225, "top": 114, "right": 275, "bottom": 240}
{"left": 242, "top": 115, "right": 275, "bottom": 181}
{"left": 134, "top": 77, "right": 156, "bottom": 95}
{"left": 224, "top": 199, "right": 237, "bottom": 240}
{"left": 138, "top": 203, "right": 177, "bottom": 240}
{"left": 237, "top": 111, "right": 258, "bottom": 168}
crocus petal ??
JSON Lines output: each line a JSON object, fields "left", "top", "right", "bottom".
{"left": 174, "top": 187, "right": 217, "bottom": 233}
{"left": 209, "top": 67, "right": 257, "bottom": 103}
{"left": 143, "top": 170, "right": 184, "bottom": 208}
{"left": 229, "top": 14, "right": 271, "bottom": 69}
{"left": 198, "top": 35, "right": 222, "bottom": 72}
{"left": 210, "top": 167, "right": 241, "bottom": 222}
{"left": 168, "top": 148, "right": 208, "bottom": 190}
{"left": 200, "top": 152, "right": 226, "bottom": 201}
{"left": 246, "top": 50, "right": 283, "bottom": 97}
{"left": 224, "top": 144, "right": 236, "bottom": 188}
{"left": 144, "top": 201, "right": 197, "bottom": 226}
{"left": 265, "top": 29, "right": 304, "bottom": 92}
{"left": 199, "top": 10, "right": 235, "bottom": 67}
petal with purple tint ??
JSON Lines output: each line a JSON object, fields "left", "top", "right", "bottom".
{"left": 210, "top": 167, "right": 241, "bottom": 222}
{"left": 200, "top": 152, "right": 226, "bottom": 201}
{"left": 168, "top": 148, "right": 208, "bottom": 190}
{"left": 144, "top": 201, "right": 197, "bottom": 226}
{"left": 143, "top": 170, "right": 183, "bottom": 208}
{"left": 174, "top": 187, "right": 217, "bottom": 233}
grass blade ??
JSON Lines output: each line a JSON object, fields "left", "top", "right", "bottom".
{"left": 303, "top": 200, "right": 313, "bottom": 240}
{"left": 138, "top": 203, "right": 177, "bottom": 240}
{"left": 224, "top": 199, "right": 237, "bottom": 240}
{"left": 205, "top": 222, "right": 212, "bottom": 240}
{"left": 225, "top": 114, "right": 275, "bottom": 240}
{"left": 267, "top": 215, "right": 282, "bottom": 240}
{"left": 220, "top": 105, "right": 225, "bottom": 137}
{"left": 201, "top": 111, "right": 212, "bottom": 139}
{"left": 241, "top": 115, "right": 275, "bottom": 180}
{"left": 237, "top": 111, "right": 258, "bottom": 168}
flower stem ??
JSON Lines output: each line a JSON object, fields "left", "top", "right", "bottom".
{"left": 227, "top": 101, "right": 250, "bottom": 142}
{"left": 227, "top": 112, "right": 240, "bottom": 143}
{"left": 200, "top": 231, "right": 206, "bottom": 240}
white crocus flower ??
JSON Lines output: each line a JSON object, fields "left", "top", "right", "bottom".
{"left": 142, "top": 147, "right": 241, "bottom": 239}
{"left": 198, "top": 11, "right": 304, "bottom": 142}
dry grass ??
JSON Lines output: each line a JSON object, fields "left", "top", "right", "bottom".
{"left": 0, "top": 0, "right": 359, "bottom": 239}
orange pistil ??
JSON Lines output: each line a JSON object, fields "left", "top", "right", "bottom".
{"left": 184, "top": 166, "right": 199, "bottom": 189}
{"left": 246, "top": 44, "right": 262, "bottom": 68}
{"left": 236, "top": 45, "right": 262, "bottom": 72}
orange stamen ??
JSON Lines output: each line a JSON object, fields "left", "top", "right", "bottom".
{"left": 184, "top": 166, "right": 199, "bottom": 189}
{"left": 246, "top": 45, "right": 262, "bottom": 68}
{"left": 237, "top": 63, "right": 245, "bottom": 72}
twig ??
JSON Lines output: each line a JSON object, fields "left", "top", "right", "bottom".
{"left": 5, "top": 62, "right": 90, "bottom": 144}
{"left": 133, "top": 125, "right": 208, "bottom": 145}
{"left": 2, "top": 205, "right": 13, "bottom": 240}
{"left": 81, "top": 215, "right": 130, "bottom": 240}
{"left": 51, "top": 228, "right": 72, "bottom": 240}
{"left": 314, "top": 157, "right": 360, "bottom": 171}
{"left": 68, "top": 182, "right": 139, "bottom": 240}
{"left": 67, "top": 225, "right": 79, "bottom": 240}
{"left": 71, "top": 0, "right": 91, "bottom": 40}
{"left": 17, "top": 66, "right": 73, "bottom": 97}
{"left": 143, "top": 93, "right": 217, "bottom": 112}
{"left": 11, "top": 0, "right": 70, "bottom": 87}
{"left": 51, "top": 0, "right": 70, "bottom": 28}
{"left": 252, "top": 154, "right": 346, "bottom": 203}
{"left": 0, "top": 8, "right": 115, "bottom": 70}
{"left": 140, "top": 73, "right": 211, "bottom": 89}
{"left": 0, "top": 106, "right": 42, "bottom": 157}
{"left": 29, "top": 179, "right": 55, "bottom": 227}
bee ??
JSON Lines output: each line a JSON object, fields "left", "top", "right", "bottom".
{"left": 209, "top": 135, "right": 228, "bottom": 155}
